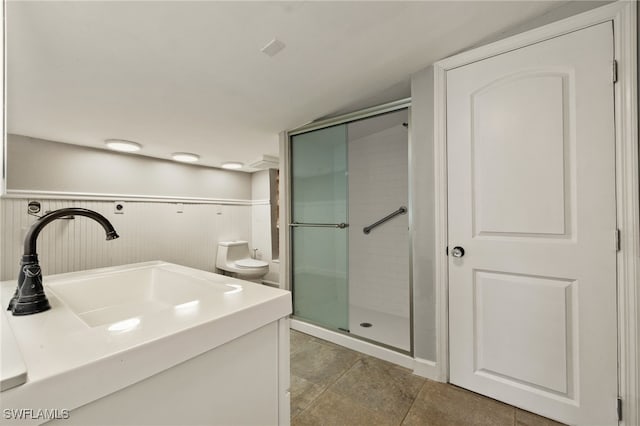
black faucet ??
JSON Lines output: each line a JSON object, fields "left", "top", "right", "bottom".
{"left": 7, "top": 208, "right": 119, "bottom": 316}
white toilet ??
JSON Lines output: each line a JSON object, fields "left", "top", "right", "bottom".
{"left": 216, "top": 241, "right": 269, "bottom": 281}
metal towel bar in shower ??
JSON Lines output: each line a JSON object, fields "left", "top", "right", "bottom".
{"left": 363, "top": 206, "right": 407, "bottom": 234}
{"left": 289, "top": 222, "right": 349, "bottom": 229}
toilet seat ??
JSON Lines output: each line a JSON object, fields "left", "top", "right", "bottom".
{"left": 235, "top": 259, "right": 268, "bottom": 268}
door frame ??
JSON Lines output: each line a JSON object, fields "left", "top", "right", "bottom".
{"left": 432, "top": 1, "right": 638, "bottom": 424}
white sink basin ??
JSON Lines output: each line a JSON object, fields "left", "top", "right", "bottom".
{"left": 0, "top": 261, "right": 292, "bottom": 423}
{"left": 47, "top": 265, "right": 232, "bottom": 327}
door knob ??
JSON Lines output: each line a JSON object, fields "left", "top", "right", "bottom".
{"left": 451, "top": 246, "right": 465, "bottom": 258}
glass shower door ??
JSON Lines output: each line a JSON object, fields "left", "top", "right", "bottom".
{"left": 291, "top": 124, "right": 348, "bottom": 331}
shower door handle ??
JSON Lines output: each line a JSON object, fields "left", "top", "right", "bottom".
{"left": 289, "top": 222, "right": 349, "bottom": 229}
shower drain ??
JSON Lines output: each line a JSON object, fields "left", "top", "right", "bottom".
{"left": 359, "top": 322, "right": 373, "bottom": 328}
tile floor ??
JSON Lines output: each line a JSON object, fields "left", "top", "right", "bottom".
{"left": 290, "top": 330, "right": 565, "bottom": 426}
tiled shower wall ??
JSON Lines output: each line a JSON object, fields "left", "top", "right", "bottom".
{"left": 348, "top": 119, "right": 409, "bottom": 319}
{"left": 0, "top": 198, "right": 251, "bottom": 281}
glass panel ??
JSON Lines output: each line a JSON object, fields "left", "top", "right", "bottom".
{"left": 291, "top": 125, "right": 348, "bottom": 331}
{"left": 292, "top": 227, "right": 348, "bottom": 329}
{"left": 292, "top": 125, "right": 348, "bottom": 224}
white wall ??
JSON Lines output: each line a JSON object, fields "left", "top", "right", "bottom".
{"left": 410, "top": 67, "right": 437, "bottom": 363}
{"left": 251, "top": 169, "right": 279, "bottom": 283}
{"left": 6, "top": 134, "right": 251, "bottom": 200}
{"left": 348, "top": 114, "right": 409, "bottom": 319}
{"left": 0, "top": 10, "right": 4, "bottom": 197}
{"left": 469, "top": 1, "right": 612, "bottom": 49}
{"left": 0, "top": 136, "right": 256, "bottom": 281}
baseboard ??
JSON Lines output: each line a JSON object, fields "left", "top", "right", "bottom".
{"left": 413, "top": 357, "right": 444, "bottom": 382}
{"left": 291, "top": 320, "right": 446, "bottom": 382}
{"left": 290, "top": 319, "right": 414, "bottom": 370}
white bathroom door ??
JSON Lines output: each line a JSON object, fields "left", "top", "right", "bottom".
{"left": 447, "top": 22, "right": 617, "bottom": 425}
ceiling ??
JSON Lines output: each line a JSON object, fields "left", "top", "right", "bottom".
{"left": 7, "top": 1, "right": 576, "bottom": 171}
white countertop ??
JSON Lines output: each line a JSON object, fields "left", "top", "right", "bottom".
{"left": 0, "top": 307, "right": 27, "bottom": 392}
{"left": 0, "top": 261, "right": 291, "bottom": 424}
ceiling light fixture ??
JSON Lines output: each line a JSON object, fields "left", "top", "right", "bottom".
{"left": 221, "top": 162, "right": 243, "bottom": 170}
{"left": 171, "top": 152, "right": 200, "bottom": 163}
{"left": 105, "top": 139, "right": 142, "bottom": 152}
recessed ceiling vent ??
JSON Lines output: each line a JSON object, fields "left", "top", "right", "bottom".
{"left": 261, "top": 38, "right": 286, "bottom": 57}
{"left": 249, "top": 155, "right": 279, "bottom": 170}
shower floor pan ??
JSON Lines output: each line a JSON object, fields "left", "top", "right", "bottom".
{"left": 349, "top": 305, "right": 410, "bottom": 351}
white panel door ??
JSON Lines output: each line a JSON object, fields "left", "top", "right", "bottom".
{"left": 447, "top": 22, "right": 617, "bottom": 425}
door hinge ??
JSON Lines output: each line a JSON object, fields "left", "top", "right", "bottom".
{"left": 613, "top": 60, "right": 618, "bottom": 83}
{"left": 616, "top": 229, "right": 621, "bottom": 252}
{"left": 617, "top": 397, "right": 622, "bottom": 421}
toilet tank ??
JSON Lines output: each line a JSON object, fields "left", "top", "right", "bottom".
{"left": 217, "top": 241, "right": 251, "bottom": 263}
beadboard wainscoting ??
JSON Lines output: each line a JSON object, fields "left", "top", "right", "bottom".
{"left": 0, "top": 198, "right": 251, "bottom": 281}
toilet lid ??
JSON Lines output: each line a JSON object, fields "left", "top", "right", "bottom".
{"left": 235, "top": 259, "right": 268, "bottom": 268}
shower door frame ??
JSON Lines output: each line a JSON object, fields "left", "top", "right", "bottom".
{"left": 283, "top": 98, "right": 414, "bottom": 356}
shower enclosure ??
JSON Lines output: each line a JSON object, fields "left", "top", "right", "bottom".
{"left": 289, "top": 105, "right": 411, "bottom": 353}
